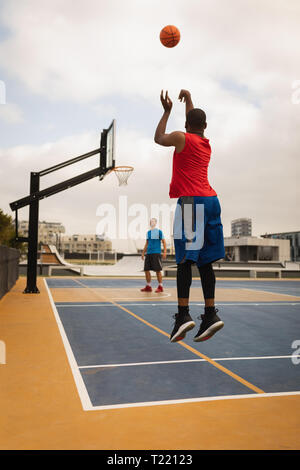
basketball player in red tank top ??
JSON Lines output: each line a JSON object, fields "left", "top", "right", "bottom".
{"left": 154, "top": 89, "right": 225, "bottom": 343}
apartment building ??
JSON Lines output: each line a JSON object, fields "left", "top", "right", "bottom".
{"left": 60, "top": 234, "right": 112, "bottom": 254}
{"left": 18, "top": 220, "right": 65, "bottom": 245}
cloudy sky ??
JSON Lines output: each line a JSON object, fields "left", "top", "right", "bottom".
{"left": 0, "top": 0, "right": 299, "bottom": 251}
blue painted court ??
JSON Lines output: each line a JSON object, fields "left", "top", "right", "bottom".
{"left": 46, "top": 278, "right": 300, "bottom": 410}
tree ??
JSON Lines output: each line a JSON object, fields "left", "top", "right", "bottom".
{"left": 0, "top": 209, "right": 25, "bottom": 251}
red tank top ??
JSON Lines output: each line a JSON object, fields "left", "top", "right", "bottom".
{"left": 169, "top": 132, "right": 217, "bottom": 198}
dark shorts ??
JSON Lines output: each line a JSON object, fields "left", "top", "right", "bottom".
{"left": 144, "top": 253, "right": 163, "bottom": 272}
{"left": 173, "top": 196, "right": 225, "bottom": 267}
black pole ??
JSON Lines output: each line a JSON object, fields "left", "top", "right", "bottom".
{"left": 15, "top": 209, "right": 18, "bottom": 238}
{"left": 39, "top": 148, "right": 100, "bottom": 177}
{"left": 24, "top": 172, "right": 40, "bottom": 293}
{"left": 10, "top": 165, "right": 104, "bottom": 211}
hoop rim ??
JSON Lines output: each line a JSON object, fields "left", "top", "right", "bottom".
{"left": 113, "top": 165, "right": 134, "bottom": 172}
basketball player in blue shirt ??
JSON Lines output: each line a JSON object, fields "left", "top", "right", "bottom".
{"left": 141, "top": 218, "right": 167, "bottom": 293}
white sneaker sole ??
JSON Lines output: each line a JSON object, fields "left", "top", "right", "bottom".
{"left": 193, "top": 321, "right": 224, "bottom": 342}
{"left": 170, "top": 321, "right": 196, "bottom": 343}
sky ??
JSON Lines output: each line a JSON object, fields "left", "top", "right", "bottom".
{"left": 0, "top": 0, "right": 299, "bottom": 251}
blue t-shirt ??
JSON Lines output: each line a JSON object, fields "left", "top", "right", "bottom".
{"left": 146, "top": 228, "right": 164, "bottom": 254}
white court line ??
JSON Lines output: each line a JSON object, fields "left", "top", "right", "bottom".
{"left": 55, "top": 302, "right": 300, "bottom": 307}
{"left": 79, "top": 355, "right": 300, "bottom": 369}
{"left": 86, "top": 391, "right": 300, "bottom": 411}
{"left": 213, "top": 355, "right": 300, "bottom": 361}
{"left": 79, "top": 359, "right": 206, "bottom": 368}
{"left": 242, "top": 288, "right": 300, "bottom": 299}
{"left": 44, "top": 279, "right": 93, "bottom": 411}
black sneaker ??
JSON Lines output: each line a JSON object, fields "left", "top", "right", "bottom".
{"left": 193, "top": 308, "right": 224, "bottom": 342}
{"left": 170, "top": 313, "right": 196, "bottom": 343}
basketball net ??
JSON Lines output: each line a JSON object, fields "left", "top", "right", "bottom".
{"left": 113, "top": 166, "right": 134, "bottom": 186}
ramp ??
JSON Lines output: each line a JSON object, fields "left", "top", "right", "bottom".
{"left": 42, "top": 245, "right": 146, "bottom": 277}
{"left": 41, "top": 245, "right": 84, "bottom": 275}
{"left": 83, "top": 255, "right": 145, "bottom": 277}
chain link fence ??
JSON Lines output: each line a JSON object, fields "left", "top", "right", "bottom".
{"left": 0, "top": 246, "right": 20, "bottom": 300}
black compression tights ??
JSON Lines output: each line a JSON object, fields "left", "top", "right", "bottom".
{"left": 177, "top": 260, "right": 216, "bottom": 299}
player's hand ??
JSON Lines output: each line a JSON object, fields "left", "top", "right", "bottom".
{"left": 160, "top": 90, "right": 173, "bottom": 113}
{"left": 141, "top": 253, "right": 144, "bottom": 260}
{"left": 162, "top": 252, "right": 167, "bottom": 260}
{"left": 178, "top": 89, "right": 191, "bottom": 103}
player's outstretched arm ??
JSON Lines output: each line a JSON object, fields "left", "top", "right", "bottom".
{"left": 154, "top": 90, "right": 185, "bottom": 151}
{"left": 178, "top": 89, "right": 194, "bottom": 116}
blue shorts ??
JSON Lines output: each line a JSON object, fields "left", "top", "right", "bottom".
{"left": 173, "top": 196, "right": 225, "bottom": 267}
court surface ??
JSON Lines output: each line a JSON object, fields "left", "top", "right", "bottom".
{"left": 46, "top": 277, "right": 300, "bottom": 411}
{"left": 1, "top": 276, "right": 300, "bottom": 450}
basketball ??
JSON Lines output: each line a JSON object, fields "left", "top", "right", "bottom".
{"left": 160, "top": 25, "right": 180, "bottom": 48}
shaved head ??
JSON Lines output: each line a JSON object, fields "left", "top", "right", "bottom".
{"left": 186, "top": 108, "right": 207, "bottom": 132}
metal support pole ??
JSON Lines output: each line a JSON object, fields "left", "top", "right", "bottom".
{"left": 24, "top": 172, "right": 40, "bottom": 293}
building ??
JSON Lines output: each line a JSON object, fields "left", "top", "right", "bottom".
{"left": 18, "top": 220, "right": 112, "bottom": 255}
{"left": 224, "top": 236, "right": 290, "bottom": 263}
{"left": 231, "top": 218, "right": 252, "bottom": 237}
{"left": 262, "top": 231, "right": 300, "bottom": 262}
{"left": 60, "top": 234, "right": 112, "bottom": 254}
{"left": 18, "top": 220, "right": 65, "bottom": 245}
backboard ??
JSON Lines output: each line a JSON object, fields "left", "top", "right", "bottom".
{"left": 100, "top": 119, "right": 116, "bottom": 179}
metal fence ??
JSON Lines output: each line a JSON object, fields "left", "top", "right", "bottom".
{"left": 0, "top": 246, "right": 20, "bottom": 300}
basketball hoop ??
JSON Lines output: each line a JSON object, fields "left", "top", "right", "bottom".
{"left": 113, "top": 166, "right": 134, "bottom": 186}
